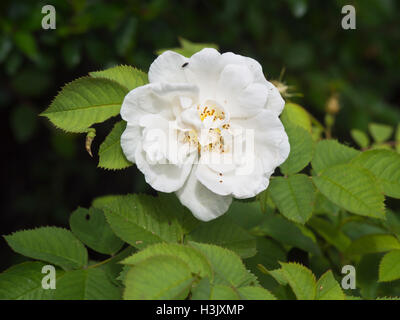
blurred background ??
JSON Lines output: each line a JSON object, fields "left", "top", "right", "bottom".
{"left": 1, "top": 0, "right": 399, "bottom": 271}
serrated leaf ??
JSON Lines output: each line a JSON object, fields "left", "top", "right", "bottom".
{"left": 376, "top": 296, "right": 400, "bottom": 300}
{"left": 313, "top": 192, "right": 340, "bottom": 215}
{"left": 191, "top": 277, "right": 212, "bottom": 300}
{"left": 369, "top": 123, "right": 393, "bottom": 143}
{"left": 92, "top": 194, "right": 188, "bottom": 249}
{"left": 311, "top": 140, "right": 360, "bottom": 174}
{"left": 351, "top": 129, "right": 370, "bottom": 149}
{"left": 313, "top": 164, "right": 385, "bottom": 219}
{"left": 350, "top": 149, "right": 400, "bottom": 199}
{"left": 90, "top": 65, "right": 148, "bottom": 91}
{"left": 123, "top": 255, "right": 194, "bottom": 300}
{"left": 280, "top": 263, "right": 317, "bottom": 300}
{"left": 315, "top": 270, "right": 345, "bottom": 300}
{"left": 262, "top": 268, "right": 288, "bottom": 286}
{"left": 281, "top": 103, "right": 312, "bottom": 132}
{"left": 41, "top": 77, "right": 128, "bottom": 133}
{"left": 379, "top": 250, "right": 400, "bottom": 282}
{"left": 187, "top": 215, "right": 256, "bottom": 258}
{"left": 308, "top": 217, "right": 351, "bottom": 252}
{"left": 189, "top": 242, "right": 258, "bottom": 287}
{"left": 210, "top": 285, "right": 240, "bottom": 300}
{"left": 4, "top": 227, "right": 88, "bottom": 270}
{"left": 269, "top": 174, "right": 315, "bottom": 224}
{"left": 69, "top": 207, "right": 124, "bottom": 255}
{"left": 54, "top": 268, "right": 121, "bottom": 300}
{"left": 280, "top": 120, "right": 314, "bottom": 175}
{"left": 347, "top": 234, "right": 400, "bottom": 255}
{"left": 121, "top": 243, "right": 213, "bottom": 280}
{"left": 0, "top": 262, "right": 63, "bottom": 300}
{"left": 257, "top": 214, "right": 321, "bottom": 255}
{"left": 98, "top": 121, "right": 132, "bottom": 170}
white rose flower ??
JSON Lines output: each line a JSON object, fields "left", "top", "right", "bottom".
{"left": 120, "top": 48, "right": 290, "bottom": 221}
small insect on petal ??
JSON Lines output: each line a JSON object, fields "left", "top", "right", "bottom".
{"left": 181, "top": 62, "right": 189, "bottom": 68}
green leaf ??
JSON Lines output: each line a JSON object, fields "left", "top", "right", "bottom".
{"left": 369, "top": 123, "right": 393, "bottom": 143}
{"left": 69, "top": 207, "right": 124, "bottom": 255}
{"left": 41, "top": 77, "right": 128, "bottom": 133}
{"left": 350, "top": 149, "right": 400, "bottom": 199}
{"left": 4, "top": 227, "right": 88, "bottom": 270}
{"left": 90, "top": 65, "right": 148, "bottom": 91}
{"left": 0, "top": 262, "right": 63, "bottom": 300}
{"left": 268, "top": 174, "right": 316, "bottom": 224}
{"left": 157, "top": 38, "right": 218, "bottom": 57}
{"left": 379, "top": 250, "right": 400, "bottom": 282}
{"left": 237, "top": 286, "right": 277, "bottom": 300}
{"left": 189, "top": 242, "right": 258, "bottom": 287}
{"left": 312, "top": 164, "right": 385, "bottom": 219}
{"left": 311, "top": 140, "right": 360, "bottom": 174}
{"left": 123, "top": 255, "right": 194, "bottom": 300}
{"left": 395, "top": 124, "right": 400, "bottom": 153}
{"left": 54, "top": 268, "right": 121, "bottom": 300}
{"left": 308, "top": 217, "right": 351, "bottom": 252}
{"left": 262, "top": 268, "right": 288, "bottom": 286}
{"left": 347, "top": 234, "right": 400, "bottom": 255}
{"left": 315, "top": 270, "right": 345, "bottom": 300}
{"left": 281, "top": 103, "right": 312, "bottom": 132}
{"left": 280, "top": 120, "right": 314, "bottom": 175}
{"left": 245, "top": 237, "right": 286, "bottom": 289}
{"left": 191, "top": 277, "right": 212, "bottom": 300}
{"left": 187, "top": 215, "right": 256, "bottom": 258}
{"left": 280, "top": 262, "right": 317, "bottom": 300}
{"left": 351, "top": 129, "right": 370, "bottom": 149}
{"left": 92, "top": 194, "right": 188, "bottom": 249}
{"left": 257, "top": 214, "right": 321, "bottom": 255}
{"left": 98, "top": 121, "right": 132, "bottom": 170}
{"left": 121, "top": 243, "right": 213, "bottom": 280}
{"left": 210, "top": 285, "right": 240, "bottom": 300}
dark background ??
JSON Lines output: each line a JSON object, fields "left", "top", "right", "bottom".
{"left": 1, "top": 0, "right": 399, "bottom": 271}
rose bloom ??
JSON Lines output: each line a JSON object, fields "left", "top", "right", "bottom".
{"left": 120, "top": 48, "right": 290, "bottom": 221}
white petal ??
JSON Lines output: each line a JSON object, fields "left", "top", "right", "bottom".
{"left": 231, "top": 109, "right": 290, "bottom": 172}
{"left": 135, "top": 141, "right": 195, "bottom": 193}
{"left": 265, "top": 81, "right": 285, "bottom": 116}
{"left": 120, "top": 124, "right": 141, "bottom": 164}
{"left": 216, "top": 64, "right": 267, "bottom": 118}
{"left": 196, "top": 157, "right": 270, "bottom": 199}
{"left": 220, "top": 52, "right": 268, "bottom": 85}
{"left": 176, "top": 165, "right": 232, "bottom": 221}
{"left": 148, "top": 51, "right": 188, "bottom": 83}
{"left": 185, "top": 48, "right": 222, "bottom": 101}
{"left": 120, "top": 83, "right": 198, "bottom": 125}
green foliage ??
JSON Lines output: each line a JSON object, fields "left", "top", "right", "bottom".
{"left": 121, "top": 243, "right": 213, "bottom": 280}
{"left": 369, "top": 123, "right": 393, "bottom": 143}
{"left": 313, "top": 164, "right": 385, "bottom": 219}
{"left": 311, "top": 140, "right": 360, "bottom": 174}
{"left": 351, "top": 150, "right": 400, "bottom": 199}
{"left": 4, "top": 227, "right": 88, "bottom": 270}
{"left": 351, "top": 129, "right": 370, "bottom": 149}
{"left": 98, "top": 121, "right": 132, "bottom": 170}
{"left": 346, "top": 235, "right": 400, "bottom": 256}
{"left": 0, "top": 262, "right": 62, "bottom": 299}
{"left": 92, "top": 194, "right": 191, "bottom": 249}
{"left": 186, "top": 215, "right": 257, "bottom": 258}
{"left": 54, "top": 268, "right": 121, "bottom": 300}
{"left": 41, "top": 77, "right": 128, "bottom": 133}
{"left": 280, "top": 263, "right": 317, "bottom": 300}
{"left": 5, "top": 35, "right": 400, "bottom": 301}
{"left": 280, "top": 118, "right": 314, "bottom": 175}
{"left": 315, "top": 271, "right": 345, "bottom": 300}
{"left": 268, "top": 174, "right": 315, "bottom": 224}
{"left": 90, "top": 65, "right": 148, "bottom": 91}
{"left": 69, "top": 207, "right": 124, "bottom": 255}
{"left": 379, "top": 250, "right": 400, "bottom": 282}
